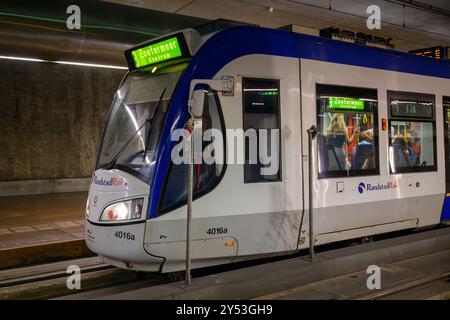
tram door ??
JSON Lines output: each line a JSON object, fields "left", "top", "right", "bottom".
{"left": 444, "top": 97, "right": 450, "bottom": 192}
{"left": 442, "top": 97, "right": 450, "bottom": 223}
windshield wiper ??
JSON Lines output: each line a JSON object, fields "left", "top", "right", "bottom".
{"left": 103, "top": 120, "right": 148, "bottom": 170}
{"left": 143, "top": 87, "right": 166, "bottom": 159}
{"left": 104, "top": 88, "right": 167, "bottom": 170}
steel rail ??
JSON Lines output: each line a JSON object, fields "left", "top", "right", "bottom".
{"left": 0, "top": 263, "right": 112, "bottom": 288}
{"left": 355, "top": 271, "right": 450, "bottom": 300}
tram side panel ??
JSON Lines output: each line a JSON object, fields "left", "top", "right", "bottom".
{"left": 300, "top": 57, "right": 447, "bottom": 248}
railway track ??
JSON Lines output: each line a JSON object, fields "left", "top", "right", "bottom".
{"left": 354, "top": 271, "right": 450, "bottom": 300}
{"left": 2, "top": 227, "right": 449, "bottom": 300}
{"left": 0, "top": 259, "right": 111, "bottom": 288}
{"left": 253, "top": 248, "right": 450, "bottom": 300}
{"left": 0, "top": 251, "right": 277, "bottom": 300}
{"left": 0, "top": 257, "right": 167, "bottom": 300}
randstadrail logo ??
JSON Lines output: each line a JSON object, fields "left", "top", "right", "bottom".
{"left": 358, "top": 181, "right": 397, "bottom": 194}
{"left": 92, "top": 175, "right": 126, "bottom": 187}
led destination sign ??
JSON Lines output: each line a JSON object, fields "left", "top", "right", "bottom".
{"left": 125, "top": 33, "right": 191, "bottom": 71}
{"left": 131, "top": 37, "right": 182, "bottom": 68}
{"left": 329, "top": 97, "right": 364, "bottom": 110}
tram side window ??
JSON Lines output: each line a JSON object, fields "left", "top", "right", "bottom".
{"left": 388, "top": 91, "right": 436, "bottom": 174}
{"left": 242, "top": 78, "right": 281, "bottom": 183}
{"left": 316, "top": 84, "right": 379, "bottom": 179}
{"left": 159, "top": 89, "right": 226, "bottom": 214}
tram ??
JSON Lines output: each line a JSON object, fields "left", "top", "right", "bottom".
{"left": 85, "top": 25, "right": 450, "bottom": 272}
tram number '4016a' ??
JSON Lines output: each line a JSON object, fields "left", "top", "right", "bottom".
{"left": 114, "top": 231, "right": 135, "bottom": 241}
{"left": 206, "top": 227, "right": 228, "bottom": 235}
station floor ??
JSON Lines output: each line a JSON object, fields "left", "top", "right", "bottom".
{"left": 0, "top": 192, "right": 86, "bottom": 250}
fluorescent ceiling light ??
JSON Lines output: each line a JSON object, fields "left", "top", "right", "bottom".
{"left": 0, "top": 55, "right": 127, "bottom": 70}
{"left": 54, "top": 60, "right": 127, "bottom": 70}
{"left": 0, "top": 55, "right": 45, "bottom": 62}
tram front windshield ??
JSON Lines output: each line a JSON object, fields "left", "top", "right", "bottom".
{"left": 96, "top": 70, "right": 182, "bottom": 183}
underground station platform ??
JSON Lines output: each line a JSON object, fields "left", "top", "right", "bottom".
{"left": 0, "top": 192, "right": 90, "bottom": 269}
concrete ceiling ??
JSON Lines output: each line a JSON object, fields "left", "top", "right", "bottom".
{"left": 0, "top": 0, "right": 209, "bottom": 65}
{"left": 103, "top": 0, "right": 450, "bottom": 52}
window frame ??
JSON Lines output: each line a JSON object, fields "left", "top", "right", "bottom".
{"left": 443, "top": 96, "right": 450, "bottom": 192}
{"left": 157, "top": 89, "right": 227, "bottom": 216}
{"left": 387, "top": 90, "right": 437, "bottom": 174}
{"left": 241, "top": 77, "right": 282, "bottom": 184}
{"left": 316, "top": 83, "right": 380, "bottom": 179}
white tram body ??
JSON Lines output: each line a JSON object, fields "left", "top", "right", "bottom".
{"left": 85, "top": 26, "right": 450, "bottom": 272}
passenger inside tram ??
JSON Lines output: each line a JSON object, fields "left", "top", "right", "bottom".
{"left": 325, "top": 113, "right": 360, "bottom": 170}
{"left": 407, "top": 130, "right": 421, "bottom": 166}
{"left": 391, "top": 126, "right": 423, "bottom": 168}
{"left": 320, "top": 111, "right": 378, "bottom": 173}
{"left": 354, "top": 128, "right": 375, "bottom": 170}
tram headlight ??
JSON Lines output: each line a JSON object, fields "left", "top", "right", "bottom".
{"left": 100, "top": 198, "right": 144, "bottom": 222}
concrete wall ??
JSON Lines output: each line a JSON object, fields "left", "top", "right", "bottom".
{"left": 0, "top": 60, "right": 124, "bottom": 183}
